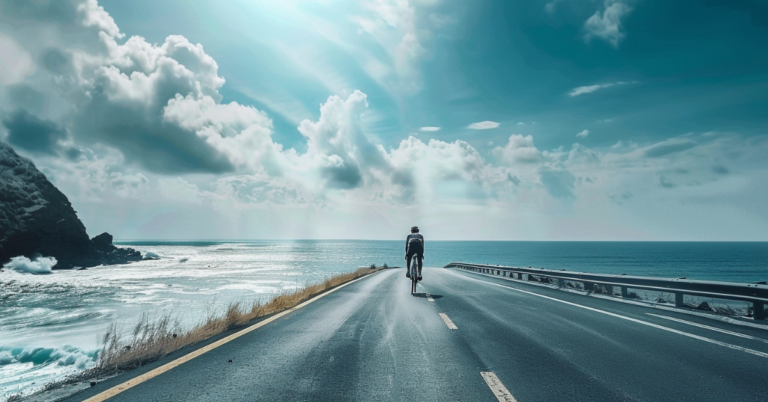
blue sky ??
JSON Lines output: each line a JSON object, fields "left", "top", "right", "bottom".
{"left": 1, "top": 0, "right": 767, "bottom": 240}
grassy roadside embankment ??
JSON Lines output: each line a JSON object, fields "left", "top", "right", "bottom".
{"left": 21, "top": 267, "right": 381, "bottom": 401}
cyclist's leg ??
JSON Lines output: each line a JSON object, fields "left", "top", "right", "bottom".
{"left": 417, "top": 253, "right": 423, "bottom": 279}
{"left": 405, "top": 254, "right": 413, "bottom": 277}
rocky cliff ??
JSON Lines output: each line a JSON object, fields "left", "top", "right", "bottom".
{"left": 0, "top": 142, "right": 141, "bottom": 269}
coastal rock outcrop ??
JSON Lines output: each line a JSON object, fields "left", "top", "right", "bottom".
{"left": 0, "top": 142, "right": 141, "bottom": 269}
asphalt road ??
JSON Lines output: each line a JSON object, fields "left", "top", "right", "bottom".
{"left": 64, "top": 267, "right": 768, "bottom": 402}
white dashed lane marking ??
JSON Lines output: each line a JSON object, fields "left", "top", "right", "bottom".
{"left": 426, "top": 293, "right": 434, "bottom": 302}
{"left": 481, "top": 372, "right": 518, "bottom": 402}
{"left": 439, "top": 313, "right": 458, "bottom": 330}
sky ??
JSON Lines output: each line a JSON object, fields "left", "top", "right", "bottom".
{"left": 0, "top": 0, "right": 767, "bottom": 240}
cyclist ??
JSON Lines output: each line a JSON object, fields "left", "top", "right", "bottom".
{"left": 405, "top": 226, "right": 424, "bottom": 280}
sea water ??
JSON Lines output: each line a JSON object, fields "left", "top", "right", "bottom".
{"left": 1, "top": 240, "right": 767, "bottom": 399}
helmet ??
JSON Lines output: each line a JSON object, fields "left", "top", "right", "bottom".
{"left": 410, "top": 226, "right": 419, "bottom": 233}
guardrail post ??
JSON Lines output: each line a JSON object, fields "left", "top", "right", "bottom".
{"left": 557, "top": 278, "right": 564, "bottom": 288}
{"left": 583, "top": 282, "right": 593, "bottom": 292}
{"left": 620, "top": 286, "right": 628, "bottom": 298}
{"left": 754, "top": 302, "right": 765, "bottom": 320}
{"left": 674, "top": 293, "right": 684, "bottom": 307}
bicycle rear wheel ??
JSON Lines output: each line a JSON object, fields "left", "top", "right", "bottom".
{"left": 410, "top": 260, "right": 417, "bottom": 295}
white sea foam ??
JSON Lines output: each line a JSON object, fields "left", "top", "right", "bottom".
{"left": 3, "top": 256, "right": 57, "bottom": 274}
{"left": 0, "top": 345, "right": 99, "bottom": 399}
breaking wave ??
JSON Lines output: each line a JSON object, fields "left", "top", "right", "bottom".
{"left": 3, "top": 256, "right": 57, "bottom": 274}
{"left": 0, "top": 345, "right": 98, "bottom": 370}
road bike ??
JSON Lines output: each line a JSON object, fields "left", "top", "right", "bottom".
{"left": 409, "top": 257, "right": 419, "bottom": 295}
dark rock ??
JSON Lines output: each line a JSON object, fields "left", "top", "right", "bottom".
{"left": 90, "top": 382, "right": 96, "bottom": 387}
{"left": 695, "top": 301, "right": 713, "bottom": 311}
{"left": 91, "top": 232, "right": 113, "bottom": 251}
{"left": 0, "top": 142, "right": 142, "bottom": 268}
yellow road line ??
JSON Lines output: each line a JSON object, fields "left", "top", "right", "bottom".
{"left": 439, "top": 313, "right": 458, "bottom": 330}
{"left": 83, "top": 272, "right": 379, "bottom": 402}
{"left": 481, "top": 372, "right": 519, "bottom": 402}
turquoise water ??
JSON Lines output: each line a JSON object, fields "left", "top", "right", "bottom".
{"left": 1, "top": 240, "right": 767, "bottom": 399}
{"left": 425, "top": 241, "right": 768, "bottom": 282}
{"left": 117, "top": 240, "right": 768, "bottom": 282}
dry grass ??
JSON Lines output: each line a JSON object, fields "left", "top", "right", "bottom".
{"left": 89, "top": 268, "right": 379, "bottom": 375}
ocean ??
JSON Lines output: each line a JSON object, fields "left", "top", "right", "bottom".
{"left": 1, "top": 240, "right": 767, "bottom": 400}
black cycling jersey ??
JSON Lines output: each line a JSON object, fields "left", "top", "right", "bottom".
{"left": 405, "top": 233, "right": 424, "bottom": 257}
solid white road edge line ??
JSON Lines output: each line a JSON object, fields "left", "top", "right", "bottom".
{"left": 439, "top": 313, "right": 458, "bottom": 330}
{"left": 481, "top": 372, "right": 518, "bottom": 402}
{"left": 463, "top": 269, "right": 768, "bottom": 332}
{"left": 82, "top": 271, "right": 380, "bottom": 402}
{"left": 446, "top": 270, "right": 768, "bottom": 359}
{"left": 646, "top": 313, "right": 768, "bottom": 344}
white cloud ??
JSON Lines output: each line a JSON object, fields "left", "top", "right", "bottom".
{"left": 420, "top": 126, "right": 440, "bottom": 131}
{"left": 295, "top": 90, "right": 386, "bottom": 189}
{"left": 577, "top": 129, "right": 589, "bottom": 138}
{"left": 158, "top": 177, "right": 203, "bottom": 204}
{"left": 583, "top": 0, "right": 633, "bottom": 48}
{"left": 0, "top": 33, "right": 36, "bottom": 85}
{"left": 354, "top": 0, "right": 439, "bottom": 93}
{"left": 569, "top": 81, "right": 634, "bottom": 97}
{"left": 4, "top": 0, "right": 768, "bottom": 241}
{"left": 468, "top": 121, "right": 500, "bottom": 130}
{"left": 493, "top": 134, "right": 541, "bottom": 164}
{"left": 78, "top": 0, "right": 123, "bottom": 38}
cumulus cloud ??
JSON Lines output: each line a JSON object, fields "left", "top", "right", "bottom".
{"left": 0, "top": 2, "right": 282, "bottom": 175}
{"left": 493, "top": 134, "right": 541, "bottom": 164}
{"left": 2, "top": 110, "right": 67, "bottom": 154}
{"left": 67, "top": 32, "right": 271, "bottom": 174}
{"left": 468, "top": 121, "right": 500, "bottom": 130}
{"left": 420, "top": 126, "right": 440, "bottom": 132}
{"left": 296, "top": 90, "right": 386, "bottom": 189}
{"left": 287, "top": 90, "right": 496, "bottom": 203}
{"left": 4, "top": 256, "right": 57, "bottom": 274}
{"left": 583, "top": 0, "right": 633, "bottom": 48}
{"left": 576, "top": 129, "right": 589, "bottom": 138}
{"left": 0, "top": 33, "right": 36, "bottom": 85}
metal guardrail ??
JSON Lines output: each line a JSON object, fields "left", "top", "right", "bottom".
{"left": 445, "top": 262, "right": 768, "bottom": 320}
